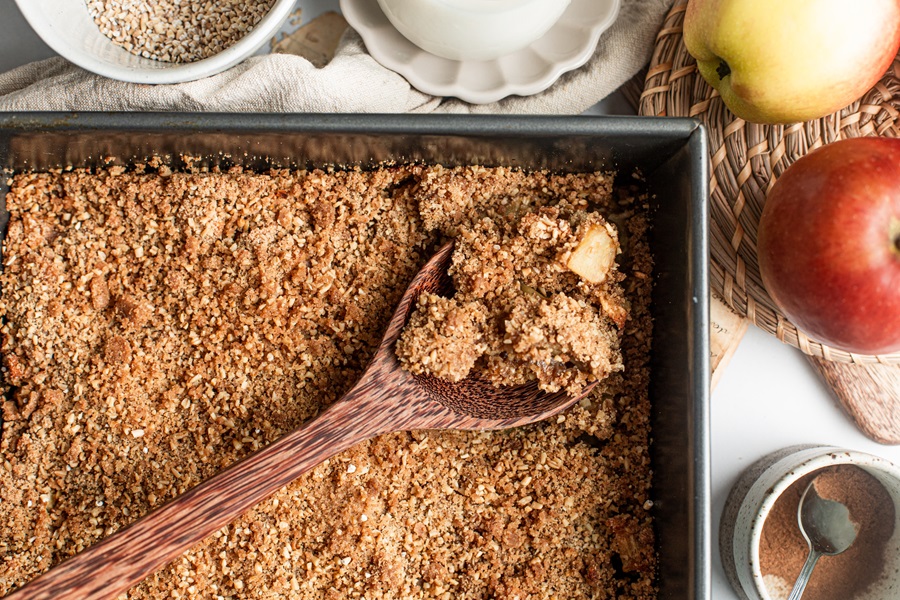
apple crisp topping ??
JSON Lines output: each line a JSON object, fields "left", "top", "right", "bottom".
{"left": 0, "top": 164, "right": 656, "bottom": 599}
{"left": 396, "top": 207, "right": 626, "bottom": 393}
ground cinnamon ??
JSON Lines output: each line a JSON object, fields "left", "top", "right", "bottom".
{"left": 760, "top": 464, "right": 895, "bottom": 600}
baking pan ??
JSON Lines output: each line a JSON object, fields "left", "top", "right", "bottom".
{"left": 0, "top": 113, "right": 710, "bottom": 600}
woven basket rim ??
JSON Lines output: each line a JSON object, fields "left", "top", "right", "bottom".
{"left": 638, "top": 1, "right": 900, "bottom": 365}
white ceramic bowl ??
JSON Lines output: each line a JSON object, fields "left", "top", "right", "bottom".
{"left": 375, "top": 0, "right": 571, "bottom": 61}
{"left": 13, "top": 0, "right": 296, "bottom": 84}
{"left": 720, "top": 445, "right": 900, "bottom": 600}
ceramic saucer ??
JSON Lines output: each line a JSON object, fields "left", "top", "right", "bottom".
{"left": 340, "top": 0, "right": 621, "bottom": 104}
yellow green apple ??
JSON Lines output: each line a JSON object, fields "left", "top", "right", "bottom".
{"left": 684, "top": 0, "right": 900, "bottom": 124}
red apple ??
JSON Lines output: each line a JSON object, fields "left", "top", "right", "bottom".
{"left": 757, "top": 137, "right": 900, "bottom": 354}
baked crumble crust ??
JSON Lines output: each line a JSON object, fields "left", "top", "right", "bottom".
{"left": 0, "top": 165, "right": 656, "bottom": 599}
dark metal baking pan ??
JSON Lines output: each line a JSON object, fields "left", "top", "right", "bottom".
{"left": 0, "top": 112, "right": 710, "bottom": 600}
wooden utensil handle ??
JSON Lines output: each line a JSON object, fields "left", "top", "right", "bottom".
{"left": 7, "top": 392, "right": 388, "bottom": 600}
{"left": 807, "top": 356, "right": 900, "bottom": 445}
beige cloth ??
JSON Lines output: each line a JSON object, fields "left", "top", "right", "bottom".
{"left": 0, "top": 0, "right": 672, "bottom": 113}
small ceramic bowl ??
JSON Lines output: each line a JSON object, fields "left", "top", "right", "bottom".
{"left": 13, "top": 0, "right": 296, "bottom": 84}
{"left": 720, "top": 445, "right": 900, "bottom": 600}
{"left": 375, "top": 0, "right": 571, "bottom": 61}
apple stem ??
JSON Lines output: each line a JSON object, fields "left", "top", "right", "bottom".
{"left": 716, "top": 60, "right": 731, "bottom": 80}
{"left": 893, "top": 218, "right": 900, "bottom": 256}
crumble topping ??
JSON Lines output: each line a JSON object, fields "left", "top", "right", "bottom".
{"left": 0, "top": 164, "right": 656, "bottom": 599}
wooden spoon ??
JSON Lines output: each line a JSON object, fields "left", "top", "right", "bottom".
{"left": 10, "top": 241, "right": 596, "bottom": 600}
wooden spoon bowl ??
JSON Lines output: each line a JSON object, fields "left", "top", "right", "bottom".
{"left": 10, "top": 241, "right": 595, "bottom": 600}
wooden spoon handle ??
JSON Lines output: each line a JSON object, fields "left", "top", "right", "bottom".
{"left": 7, "top": 395, "right": 389, "bottom": 600}
{"left": 807, "top": 355, "right": 900, "bottom": 445}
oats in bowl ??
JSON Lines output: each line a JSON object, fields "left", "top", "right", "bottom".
{"left": 86, "top": 0, "right": 277, "bottom": 63}
{"left": 13, "top": 0, "right": 294, "bottom": 83}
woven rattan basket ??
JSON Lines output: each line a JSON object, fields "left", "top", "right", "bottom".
{"left": 639, "top": 2, "right": 900, "bottom": 364}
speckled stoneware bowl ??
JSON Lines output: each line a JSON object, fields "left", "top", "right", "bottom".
{"left": 720, "top": 445, "right": 900, "bottom": 600}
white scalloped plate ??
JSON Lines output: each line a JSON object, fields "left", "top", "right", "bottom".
{"left": 340, "top": 0, "right": 621, "bottom": 104}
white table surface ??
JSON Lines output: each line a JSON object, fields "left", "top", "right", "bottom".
{"left": 3, "top": 1, "right": 899, "bottom": 598}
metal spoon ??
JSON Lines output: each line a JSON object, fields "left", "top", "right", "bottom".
{"left": 9, "top": 241, "right": 597, "bottom": 600}
{"left": 787, "top": 475, "right": 860, "bottom": 600}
